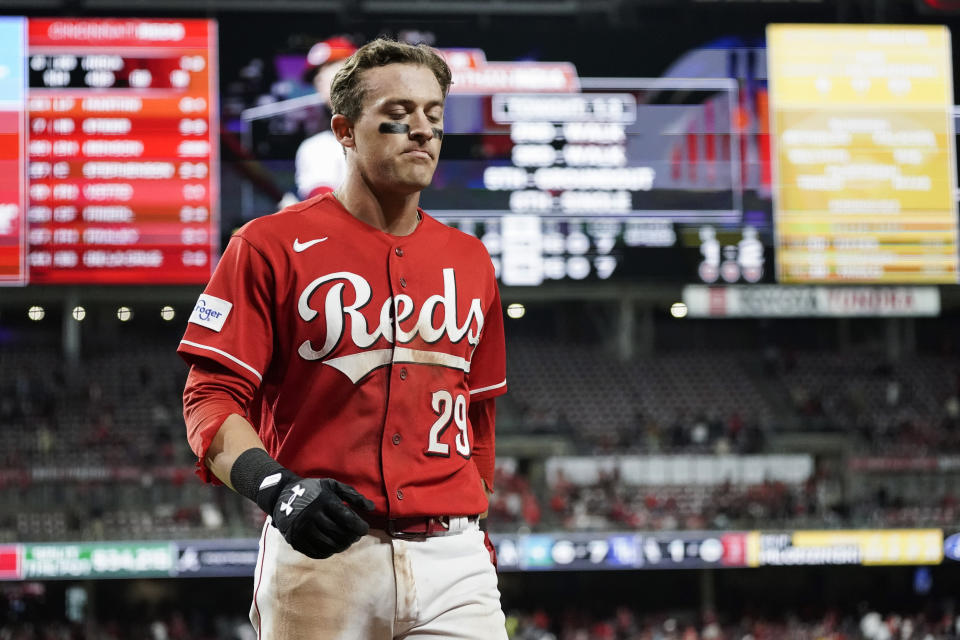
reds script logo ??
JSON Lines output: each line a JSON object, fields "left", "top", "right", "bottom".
{"left": 297, "top": 268, "right": 484, "bottom": 383}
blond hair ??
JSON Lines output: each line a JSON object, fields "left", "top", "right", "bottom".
{"left": 330, "top": 38, "right": 452, "bottom": 121}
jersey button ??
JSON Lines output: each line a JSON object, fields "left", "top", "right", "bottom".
{"left": 395, "top": 247, "right": 404, "bottom": 257}
{"left": 399, "top": 368, "right": 407, "bottom": 380}
{"left": 392, "top": 433, "right": 401, "bottom": 445}
{"left": 399, "top": 277, "right": 407, "bottom": 288}
{"left": 396, "top": 489, "right": 404, "bottom": 500}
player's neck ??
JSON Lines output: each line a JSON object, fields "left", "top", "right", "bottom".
{"left": 333, "top": 179, "right": 421, "bottom": 236}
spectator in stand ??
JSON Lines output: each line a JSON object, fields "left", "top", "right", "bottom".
{"left": 293, "top": 36, "right": 357, "bottom": 200}
{"left": 488, "top": 464, "right": 542, "bottom": 529}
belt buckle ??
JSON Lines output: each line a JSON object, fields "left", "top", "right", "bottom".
{"left": 387, "top": 517, "right": 429, "bottom": 539}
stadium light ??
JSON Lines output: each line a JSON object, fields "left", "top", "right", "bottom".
{"left": 71, "top": 306, "right": 86, "bottom": 321}
{"left": 117, "top": 306, "right": 133, "bottom": 322}
{"left": 27, "top": 305, "right": 44, "bottom": 321}
{"left": 670, "top": 302, "right": 688, "bottom": 319}
{"left": 506, "top": 303, "right": 526, "bottom": 319}
{"left": 160, "top": 305, "right": 176, "bottom": 321}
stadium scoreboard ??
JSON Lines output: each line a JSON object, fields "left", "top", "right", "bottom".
{"left": 3, "top": 20, "right": 959, "bottom": 287}
{"left": 427, "top": 76, "right": 745, "bottom": 285}
{"left": 0, "top": 17, "right": 217, "bottom": 286}
{"left": 768, "top": 24, "right": 958, "bottom": 284}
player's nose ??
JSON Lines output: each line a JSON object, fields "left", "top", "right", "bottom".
{"left": 407, "top": 110, "right": 435, "bottom": 143}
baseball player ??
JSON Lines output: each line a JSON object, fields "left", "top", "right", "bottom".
{"left": 179, "top": 38, "right": 508, "bottom": 639}
{"left": 294, "top": 36, "right": 356, "bottom": 200}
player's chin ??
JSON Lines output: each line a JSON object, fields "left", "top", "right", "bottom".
{"left": 398, "top": 168, "right": 436, "bottom": 191}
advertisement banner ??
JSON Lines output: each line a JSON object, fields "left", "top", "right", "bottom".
{"left": 0, "top": 529, "right": 947, "bottom": 579}
{"left": 746, "top": 530, "right": 943, "bottom": 567}
{"left": 683, "top": 285, "right": 940, "bottom": 317}
{"left": 0, "top": 545, "right": 22, "bottom": 580}
{"left": 175, "top": 539, "right": 259, "bottom": 578}
{"left": 21, "top": 542, "right": 176, "bottom": 580}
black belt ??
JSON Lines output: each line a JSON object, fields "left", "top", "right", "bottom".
{"left": 361, "top": 513, "right": 479, "bottom": 538}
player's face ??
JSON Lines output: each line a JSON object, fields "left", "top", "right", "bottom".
{"left": 315, "top": 59, "right": 346, "bottom": 106}
{"left": 351, "top": 63, "right": 444, "bottom": 194}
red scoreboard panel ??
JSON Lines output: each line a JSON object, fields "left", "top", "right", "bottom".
{"left": 0, "top": 106, "right": 24, "bottom": 285}
{"left": 23, "top": 18, "right": 217, "bottom": 285}
{"left": 0, "top": 18, "right": 26, "bottom": 285}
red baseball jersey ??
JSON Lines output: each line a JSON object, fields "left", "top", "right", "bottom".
{"left": 178, "top": 194, "right": 507, "bottom": 517}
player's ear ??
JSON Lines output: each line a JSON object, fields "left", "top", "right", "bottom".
{"left": 331, "top": 114, "right": 355, "bottom": 149}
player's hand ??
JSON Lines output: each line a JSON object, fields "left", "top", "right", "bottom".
{"left": 270, "top": 476, "right": 375, "bottom": 559}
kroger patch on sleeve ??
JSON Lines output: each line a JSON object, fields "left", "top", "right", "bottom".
{"left": 188, "top": 294, "right": 233, "bottom": 332}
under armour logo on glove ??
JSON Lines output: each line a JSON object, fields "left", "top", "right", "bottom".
{"left": 280, "top": 484, "right": 306, "bottom": 516}
{"left": 269, "top": 477, "right": 375, "bottom": 559}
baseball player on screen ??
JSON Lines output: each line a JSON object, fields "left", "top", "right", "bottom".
{"left": 294, "top": 35, "right": 356, "bottom": 200}
{"left": 178, "top": 39, "right": 508, "bottom": 639}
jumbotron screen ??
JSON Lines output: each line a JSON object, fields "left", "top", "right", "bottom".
{"left": 0, "top": 17, "right": 217, "bottom": 286}
{"left": 241, "top": 52, "right": 763, "bottom": 286}
{"left": 3, "top": 20, "right": 956, "bottom": 287}
{"left": 768, "top": 24, "right": 958, "bottom": 284}
{"left": 424, "top": 76, "right": 746, "bottom": 286}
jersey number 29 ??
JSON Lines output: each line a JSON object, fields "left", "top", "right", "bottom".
{"left": 426, "top": 390, "right": 470, "bottom": 458}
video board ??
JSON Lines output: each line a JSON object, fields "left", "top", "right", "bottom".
{"left": 241, "top": 52, "right": 767, "bottom": 286}
{"left": 8, "top": 22, "right": 954, "bottom": 287}
{"left": 768, "top": 24, "right": 958, "bottom": 284}
{"left": 427, "top": 77, "right": 747, "bottom": 285}
{"left": 0, "top": 17, "right": 218, "bottom": 286}
{"left": 0, "top": 19, "right": 26, "bottom": 285}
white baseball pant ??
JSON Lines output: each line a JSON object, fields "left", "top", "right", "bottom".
{"left": 250, "top": 517, "right": 508, "bottom": 639}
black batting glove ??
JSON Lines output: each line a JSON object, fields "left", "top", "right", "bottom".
{"left": 230, "top": 448, "right": 375, "bottom": 559}
{"left": 266, "top": 476, "right": 375, "bottom": 559}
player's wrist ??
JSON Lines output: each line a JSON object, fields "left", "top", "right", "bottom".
{"left": 230, "top": 447, "right": 301, "bottom": 514}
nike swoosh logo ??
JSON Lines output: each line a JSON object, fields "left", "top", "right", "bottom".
{"left": 293, "top": 237, "right": 328, "bottom": 253}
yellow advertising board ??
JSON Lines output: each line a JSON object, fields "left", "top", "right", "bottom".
{"left": 745, "top": 529, "right": 943, "bottom": 566}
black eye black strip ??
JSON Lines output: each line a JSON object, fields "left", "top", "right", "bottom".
{"left": 379, "top": 122, "right": 410, "bottom": 134}
{"left": 378, "top": 122, "right": 444, "bottom": 141}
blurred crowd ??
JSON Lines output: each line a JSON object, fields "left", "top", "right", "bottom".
{"left": 0, "top": 615, "right": 254, "bottom": 640}
{"left": 506, "top": 608, "right": 960, "bottom": 640}
{"left": 2, "top": 342, "right": 960, "bottom": 539}
{"left": 4, "top": 608, "right": 960, "bottom": 640}
{"left": 487, "top": 460, "right": 959, "bottom": 533}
